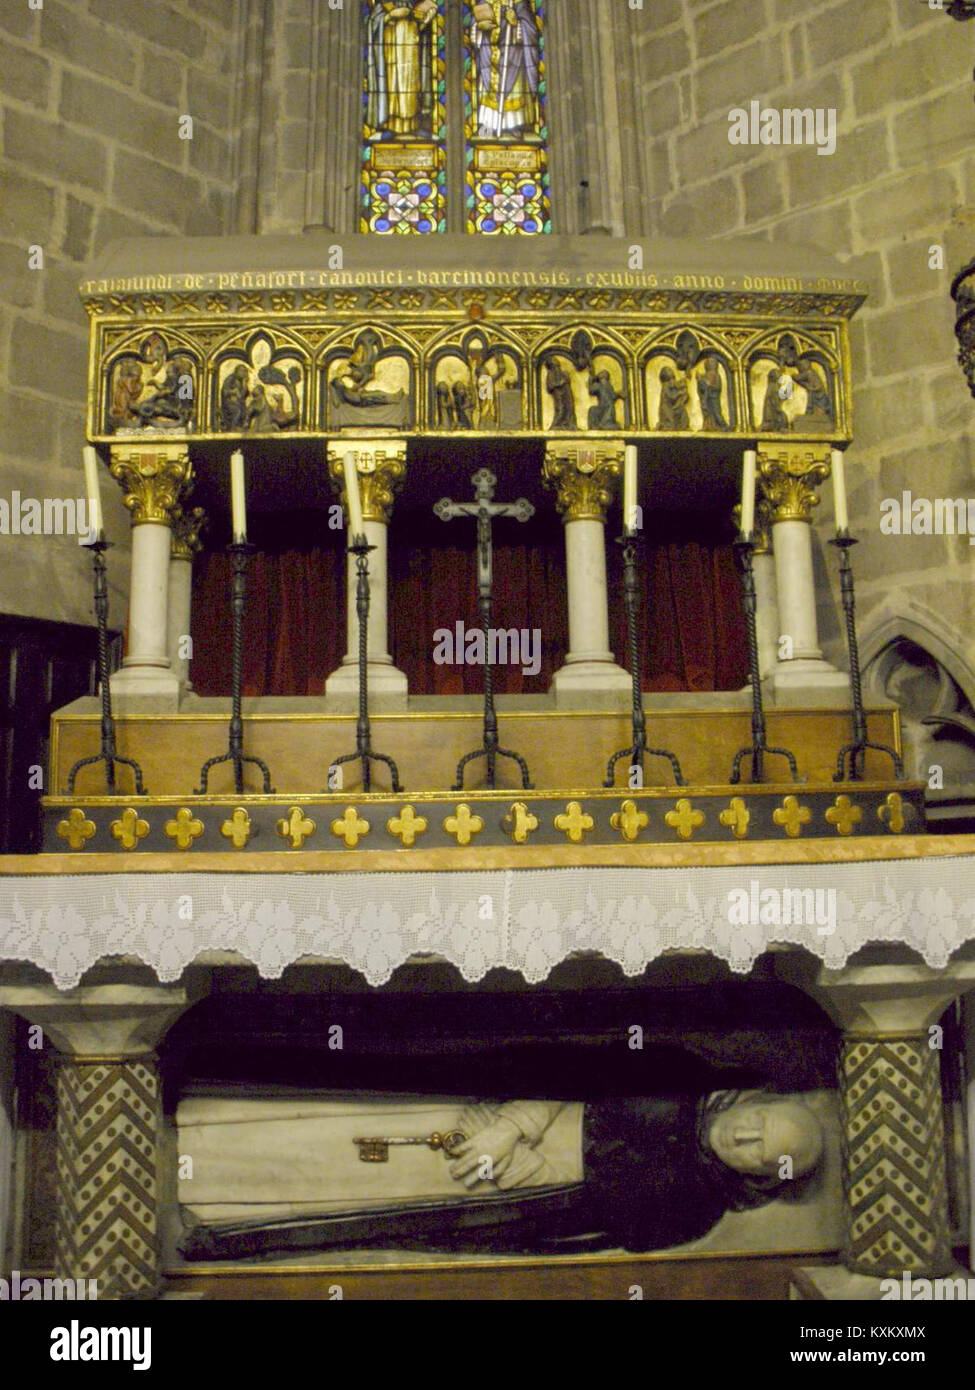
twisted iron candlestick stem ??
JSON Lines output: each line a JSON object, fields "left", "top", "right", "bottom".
{"left": 331, "top": 537, "right": 402, "bottom": 793}
{"left": 66, "top": 540, "right": 146, "bottom": 795}
{"left": 452, "top": 568, "right": 533, "bottom": 791}
{"left": 831, "top": 533, "right": 903, "bottom": 781}
{"left": 604, "top": 534, "right": 684, "bottom": 788}
{"left": 728, "top": 535, "right": 798, "bottom": 785}
{"left": 196, "top": 542, "right": 274, "bottom": 795}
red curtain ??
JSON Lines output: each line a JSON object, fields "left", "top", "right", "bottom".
{"left": 191, "top": 531, "right": 745, "bottom": 697}
{"left": 608, "top": 538, "right": 746, "bottom": 693}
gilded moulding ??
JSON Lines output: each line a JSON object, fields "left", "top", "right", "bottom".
{"left": 56, "top": 808, "right": 97, "bottom": 850}
{"left": 221, "top": 807, "right": 252, "bottom": 849}
{"left": 164, "top": 807, "right": 204, "bottom": 849}
{"left": 554, "top": 801, "right": 595, "bottom": 843}
{"left": 109, "top": 445, "right": 193, "bottom": 527}
{"left": 772, "top": 795, "right": 812, "bottom": 838}
{"left": 826, "top": 794, "right": 864, "bottom": 836}
{"left": 387, "top": 805, "right": 428, "bottom": 846}
{"left": 609, "top": 799, "right": 649, "bottom": 843}
{"left": 331, "top": 807, "right": 370, "bottom": 847}
{"left": 718, "top": 797, "right": 750, "bottom": 839}
{"left": 110, "top": 807, "right": 150, "bottom": 850}
{"left": 757, "top": 444, "right": 832, "bottom": 525}
{"left": 877, "top": 792, "right": 907, "bottom": 834}
{"left": 327, "top": 440, "right": 407, "bottom": 525}
{"left": 542, "top": 439, "right": 624, "bottom": 523}
{"left": 664, "top": 799, "right": 705, "bottom": 841}
{"left": 502, "top": 801, "right": 539, "bottom": 843}
{"left": 443, "top": 804, "right": 484, "bottom": 845}
{"left": 277, "top": 807, "right": 316, "bottom": 849}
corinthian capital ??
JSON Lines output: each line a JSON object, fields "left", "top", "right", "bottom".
{"left": 758, "top": 444, "right": 831, "bottom": 525}
{"left": 171, "top": 505, "right": 208, "bottom": 560}
{"left": 327, "top": 439, "right": 408, "bottom": 524}
{"left": 109, "top": 446, "right": 192, "bottom": 527}
{"left": 542, "top": 438, "right": 624, "bottom": 523}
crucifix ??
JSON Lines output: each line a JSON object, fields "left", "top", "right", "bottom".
{"left": 434, "top": 467, "right": 535, "bottom": 790}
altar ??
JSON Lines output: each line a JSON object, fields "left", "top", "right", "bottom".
{"left": 0, "top": 230, "right": 973, "bottom": 1304}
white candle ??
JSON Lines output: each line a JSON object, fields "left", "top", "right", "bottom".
{"left": 230, "top": 450, "right": 247, "bottom": 542}
{"left": 831, "top": 448, "right": 849, "bottom": 533}
{"left": 741, "top": 449, "right": 757, "bottom": 538}
{"left": 623, "top": 444, "right": 638, "bottom": 534}
{"left": 343, "top": 451, "right": 364, "bottom": 537}
{"left": 82, "top": 445, "right": 103, "bottom": 540}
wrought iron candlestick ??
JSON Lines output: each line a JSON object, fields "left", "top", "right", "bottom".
{"left": 831, "top": 531, "right": 903, "bottom": 781}
{"left": 435, "top": 469, "right": 534, "bottom": 790}
{"left": 729, "top": 533, "right": 799, "bottom": 784}
{"left": 196, "top": 542, "right": 274, "bottom": 794}
{"left": 67, "top": 538, "right": 146, "bottom": 795}
{"left": 604, "top": 532, "right": 684, "bottom": 788}
{"left": 330, "top": 535, "right": 402, "bottom": 793}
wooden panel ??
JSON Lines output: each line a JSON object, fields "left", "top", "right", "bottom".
{"left": 0, "top": 617, "right": 102, "bottom": 852}
{"left": 163, "top": 1253, "right": 830, "bottom": 1301}
{"left": 50, "top": 705, "right": 901, "bottom": 798}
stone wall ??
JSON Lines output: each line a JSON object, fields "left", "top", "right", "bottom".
{"left": 627, "top": 0, "right": 975, "bottom": 699}
{"left": 0, "top": 0, "right": 240, "bottom": 626}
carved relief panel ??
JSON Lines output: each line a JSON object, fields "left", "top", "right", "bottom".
{"left": 643, "top": 329, "right": 735, "bottom": 434}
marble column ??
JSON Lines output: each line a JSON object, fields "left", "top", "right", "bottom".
{"left": 543, "top": 440, "right": 631, "bottom": 708}
{"left": 168, "top": 505, "right": 206, "bottom": 692}
{"left": 758, "top": 444, "right": 846, "bottom": 700}
{"left": 109, "top": 446, "right": 193, "bottom": 708}
{"left": 778, "top": 956, "right": 975, "bottom": 1298}
{"left": 326, "top": 440, "right": 408, "bottom": 710}
{"left": 0, "top": 983, "right": 198, "bottom": 1300}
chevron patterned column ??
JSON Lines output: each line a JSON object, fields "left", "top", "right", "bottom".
{"left": 839, "top": 1033, "right": 952, "bottom": 1277}
{"left": 56, "top": 1056, "right": 161, "bottom": 1299}
{"left": 773, "top": 957, "right": 975, "bottom": 1295}
{"left": 0, "top": 983, "right": 199, "bottom": 1302}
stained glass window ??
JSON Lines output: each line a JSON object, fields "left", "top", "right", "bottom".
{"left": 359, "top": 1, "right": 550, "bottom": 235}
{"left": 361, "top": 1, "right": 447, "bottom": 234}
{"left": 463, "top": 0, "right": 550, "bottom": 234}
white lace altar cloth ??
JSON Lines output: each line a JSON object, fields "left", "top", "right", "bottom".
{"left": 1, "top": 860, "right": 974, "bottom": 991}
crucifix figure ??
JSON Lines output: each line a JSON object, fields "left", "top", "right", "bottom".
{"left": 434, "top": 468, "right": 534, "bottom": 789}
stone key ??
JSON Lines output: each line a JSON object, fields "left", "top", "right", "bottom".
{"left": 353, "top": 1130, "right": 468, "bottom": 1163}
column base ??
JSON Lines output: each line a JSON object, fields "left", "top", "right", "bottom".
{"left": 790, "top": 1263, "right": 973, "bottom": 1301}
{"left": 324, "top": 659, "right": 408, "bottom": 711}
{"left": 550, "top": 660, "right": 632, "bottom": 710}
{"left": 109, "top": 666, "right": 181, "bottom": 711}
{"left": 772, "top": 659, "right": 849, "bottom": 706}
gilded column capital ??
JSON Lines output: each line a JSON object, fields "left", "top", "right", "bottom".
{"left": 171, "top": 504, "right": 208, "bottom": 560}
{"left": 542, "top": 437, "right": 624, "bottom": 523}
{"left": 109, "top": 445, "right": 192, "bottom": 527}
{"left": 757, "top": 444, "right": 831, "bottom": 525}
{"left": 327, "top": 439, "right": 408, "bottom": 524}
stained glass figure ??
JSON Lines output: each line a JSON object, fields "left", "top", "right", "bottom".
{"left": 361, "top": 1, "right": 447, "bottom": 234}
{"left": 463, "top": 0, "right": 550, "bottom": 234}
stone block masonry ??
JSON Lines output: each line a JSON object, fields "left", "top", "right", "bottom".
{"left": 625, "top": 0, "right": 975, "bottom": 682}
{"left": 0, "top": 0, "right": 239, "bottom": 627}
